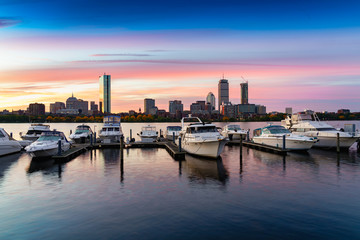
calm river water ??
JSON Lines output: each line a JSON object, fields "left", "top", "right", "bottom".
{"left": 1, "top": 121, "right": 360, "bottom": 239}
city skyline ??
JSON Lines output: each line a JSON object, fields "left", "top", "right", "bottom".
{"left": 1, "top": 0, "right": 360, "bottom": 112}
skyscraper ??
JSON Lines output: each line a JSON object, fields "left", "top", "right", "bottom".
{"left": 218, "top": 78, "right": 229, "bottom": 111}
{"left": 169, "top": 100, "right": 183, "bottom": 114}
{"left": 240, "top": 82, "right": 248, "bottom": 104}
{"left": 206, "top": 92, "right": 215, "bottom": 110}
{"left": 144, "top": 98, "right": 155, "bottom": 115}
{"left": 99, "top": 74, "right": 111, "bottom": 113}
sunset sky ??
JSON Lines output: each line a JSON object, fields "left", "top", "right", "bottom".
{"left": 1, "top": 0, "right": 360, "bottom": 113}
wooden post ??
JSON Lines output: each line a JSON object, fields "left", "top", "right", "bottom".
{"left": 178, "top": 136, "right": 182, "bottom": 152}
{"left": 246, "top": 130, "right": 250, "bottom": 141}
{"left": 120, "top": 135, "right": 124, "bottom": 160}
{"left": 240, "top": 134, "right": 243, "bottom": 165}
{"left": 70, "top": 129, "right": 72, "bottom": 135}
{"left": 337, "top": 132, "right": 340, "bottom": 153}
{"left": 130, "top": 129, "right": 132, "bottom": 140}
{"left": 282, "top": 135, "right": 286, "bottom": 150}
{"left": 90, "top": 134, "right": 93, "bottom": 146}
{"left": 94, "top": 132, "right": 97, "bottom": 144}
{"left": 10, "top": 132, "right": 13, "bottom": 138}
{"left": 173, "top": 132, "right": 175, "bottom": 143}
{"left": 57, "top": 140, "right": 62, "bottom": 156}
{"left": 160, "top": 129, "right": 162, "bottom": 138}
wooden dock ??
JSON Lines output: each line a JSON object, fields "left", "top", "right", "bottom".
{"left": 227, "top": 140, "right": 288, "bottom": 155}
{"left": 52, "top": 144, "right": 88, "bottom": 163}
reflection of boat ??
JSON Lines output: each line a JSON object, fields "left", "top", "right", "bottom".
{"left": 138, "top": 125, "right": 158, "bottom": 142}
{"left": 221, "top": 124, "right": 247, "bottom": 140}
{"left": 25, "top": 131, "right": 71, "bottom": 158}
{"left": 27, "top": 158, "right": 55, "bottom": 173}
{"left": 99, "top": 116, "right": 123, "bottom": 143}
{"left": 184, "top": 155, "right": 228, "bottom": 183}
{"left": 179, "top": 117, "right": 227, "bottom": 158}
{"left": 0, "top": 128, "right": 22, "bottom": 157}
{"left": 70, "top": 124, "right": 93, "bottom": 143}
{"left": 20, "top": 123, "right": 51, "bottom": 141}
{"left": 282, "top": 112, "right": 359, "bottom": 149}
{"left": 253, "top": 125, "right": 317, "bottom": 151}
{"left": 165, "top": 126, "right": 181, "bottom": 140}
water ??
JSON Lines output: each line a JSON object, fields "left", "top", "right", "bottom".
{"left": 1, "top": 122, "right": 360, "bottom": 239}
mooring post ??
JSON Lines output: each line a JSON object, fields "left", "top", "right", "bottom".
{"left": 337, "top": 132, "right": 340, "bottom": 153}
{"left": 282, "top": 135, "right": 286, "bottom": 150}
{"left": 120, "top": 135, "right": 124, "bottom": 159}
{"left": 246, "top": 130, "right": 250, "bottom": 141}
{"left": 173, "top": 132, "right": 175, "bottom": 143}
{"left": 178, "top": 136, "right": 182, "bottom": 152}
{"left": 10, "top": 132, "right": 13, "bottom": 138}
{"left": 240, "top": 134, "right": 243, "bottom": 163}
{"left": 70, "top": 129, "right": 72, "bottom": 135}
{"left": 94, "top": 132, "right": 97, "bottom": 144}
{"left": 160, "top": 129, "right": 162, "bottom": 138}
{"left": 57, "top": 139, "right": 62, "bottom": 156}
{"left": 130, "top": 129, "right": 132, "bottom": 140}
{"left": 90, "top": 134, "right": 93, "bottom": 146}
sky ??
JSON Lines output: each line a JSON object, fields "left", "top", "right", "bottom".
{"left": 1, "top": 0, "right": 360, "bottom": 113}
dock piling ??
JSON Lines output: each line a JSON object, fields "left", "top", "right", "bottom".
{"left": 282, "top": 135, "right": 286, "bottom": 150}
{"left": 130, "top": 129, "right": 132, "bottom": 140}
{"left": 70, "top": 130, "right": 72, "bottom": 135}
{"left": 90, "top": 134, "right": 93, "bottom": 146}
{"left": 178, "top": 137, "right": 182, "bottom": 152}
{"left": 246, "top": 130, "right": 250, "bottom": 141}
{"left": 337, "top": 133, "right": 340, "bottom": 153}
{"left": 94, "top": 132, "right": 97, "bottom": 144}
{"left": 120, "top": 135, "right": 124, "bottom": 160}
{"left": 173, "top": 132, "right": 175, "bottom": 143}
{"left": 10, "top": 132, "right": 13, "bottom": 138}
{"left": 57, "top": 140, "right": 62, "bottom": 156}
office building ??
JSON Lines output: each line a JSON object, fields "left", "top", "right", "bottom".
{"left": 285, "top": 107, "right": 292, "bottom": 115}
{"left": 218, "top": 78, "right": 229, "bottom": 111}
{"left": 66, "top": 94, "right": 88, "bottom": 114}
{"left": 169, "top": 100, "right": 183, "bottom": 114}
{"left": 240, "top": 82, "right": 248, "bottom": 104}
{"left": 206, "top": 92, "right": 216, "bottom": 110}
{"left": 221, "top": 102, "right": 236, "bottom": 118}
{"left": 144, "top": 98, "right": 155, "bottom": 115}
{"left": 50, "top": 102, "right": 65, "bottom": 114}
{"left": 90, "top": 101, "right": 98, "bottom": 111}
{"left": 255, "top": 105, "right": 267, "bottom": 115}
{"left": 28, "top": 103, "right": 45, "bottom": 115}
{"left": 99, "top": 74, "right": 111, "bottom": 113}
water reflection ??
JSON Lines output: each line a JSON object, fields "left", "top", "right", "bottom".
{"left": 183, "top": 155, "right": 228, "bottom": 185}
{"left": 0, "top": 153, "right": 22, "bottom": 185}
{"left": 27, "top": 158, "right": 63, "bottom": 179}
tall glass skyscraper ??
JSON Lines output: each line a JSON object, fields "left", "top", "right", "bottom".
{"left": 99, "top": 74, "right": 111, "bottom": 113}
{"left": 218, "top": 79, "right": 229, "bottom": 111}
{"left": 240, "top": 81, "right": 248, "bottom": 104}
{"left": 206, "top": 92, "right": 216, "bottom": 110}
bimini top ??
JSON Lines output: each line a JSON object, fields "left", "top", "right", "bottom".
{"left": 104, "top": 115, "right": 121, "bottom": 124}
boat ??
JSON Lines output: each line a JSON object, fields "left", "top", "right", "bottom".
{"left": 252, "top": 125, "right": 317, "bottom": 151}
{"left": 19, "top": 123, "right": 51, "bottom": 141}
{"left": 165, "top": 126, "right": 182, "bottom": 141}
{"left": 99, "top": 116, "right": 123, "bottom": 143}
{"left": 25, "top": 130, "right": 71, "bottom": 158}
{"left": 221, "top": 124, "right": 248, "bottom": 141}
{"left": 69, "top": 124, "right": 93, "bottom": 143}
{"left": 0, "top": 128, "right": 22, "bottom": 157}
{"left": 281, "top": 112, "right": 359, "bottom": 149}
{"left": 179, "top": 117, "right": 228, "bottom": 158}
{"left": 137, "top": 125, "right": 158, "bottom": 142}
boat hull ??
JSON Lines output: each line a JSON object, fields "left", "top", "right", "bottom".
{"left": 253, "top": 137, "right": 314, "bottom": 150}
{"left": 140, "top": 136, "right": 157, "bottom": 142}
{"left": 99, "top": 133, "right": 122, "bottom": 143}
{"left": 0, "top": 142, "right": 22, "bottom": 157}
{"left": 293, "top": 132, "right": 358, "bottom": 148}
{"left": 182, "top": 139, "right": 228, "bottom": 158}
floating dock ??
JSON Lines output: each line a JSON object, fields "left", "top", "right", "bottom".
{"left": 227, "top": 140, "right": 288, "bottom": 155}
{"left": 52, "top": 144, "right": 88, "bottom": 163}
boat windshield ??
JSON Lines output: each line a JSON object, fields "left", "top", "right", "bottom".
{"left": 0, "top": 131, "right": 5, "bottom": 138}
{"left": 187, "top": 126, "right": 217, "bottom": 133}
{"left": 317, "top": 128, "right": 337, "bottom": 131}
{"left": 227, "top": 125, "right": 241, "bottom": 130}
{"left": 167, "top": 126, "right": 181, "bottom": 131}
{"left": 264, "top": 126, "right": 290, "bottom": 134}
{"left": 75, "top": 129, "right": 89, "bottom": 134}
{"left": 26, "top": 130, "right": 49, "bottom": 135}
{"left": 143, "top": 126, "right": 156, "bottom": 131}
{"left": 37, "top": 135, "right": 61, "bottom": 141}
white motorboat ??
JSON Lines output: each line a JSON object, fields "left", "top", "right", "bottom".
{"left": 19, "top": 123, "right": 51, "bottom": 141}
{"left": 70, "top": 124, "right": 93, "bottom": 143}
{"left": 138, "top": 125, "right": 158, "bottom": 142}
{"left": 281, "top": 112, "right": 359, "bottom": 149}
{"left": 179, "top": 117, "right": 228, "bottom": 158}
{"left": 99, "top": 116, "right": 123, "bottom": 143}
{"left": 165, "top": 126, "right": 182, "bottom": 141}
{"left": 221, "top": 124, "right": 247, "bottom": 141}
{"left": 0, "top": 128, "right": 22, "bottom": 157}
{"left": 25, "top": 131, "right": 71, "bottom": 158}
{"left": 253, "top": 125, "right": 317, "bottom": 151}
